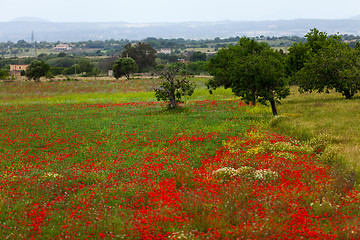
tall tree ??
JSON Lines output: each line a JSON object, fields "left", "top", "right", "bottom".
{"left": 121, "top": 42, "right": 156, "bottom": 72}
{"left": 288, "top": 28, "right": 360, "bottom": 99}
{"left": 242, "top": 49, "right": 289, "bottom": 116}
{"left": 208, "top": 37, "right": 289, "bottom": 116}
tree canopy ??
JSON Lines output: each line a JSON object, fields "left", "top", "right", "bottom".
{"left": 287, "top": 28, "right": 360, "bottom": 99}
{"left": 208, "top": 37, "right": 289, "bottom": 116}
{"left": 91, "top": 67, "right": 102, "bottom": 80}
{"left": 190, "top": 51, "right": 207, "bottom": 62}
{"left": 78, "top": 59, "right": 94, "bottom": 75}
{"left": 121, "top": 42, "right": 157, "bottom": 72}
{"left": 112, "top": 57, "right": 138, "bottom": 80}
{"left": 26, "top": 60, "right": 51, "bottom": 82}
{"left": 154, "top": 63, "right": 195, "bottom": 109}
{"left": 0, "top": 69, "right": 9, "bottom": 80}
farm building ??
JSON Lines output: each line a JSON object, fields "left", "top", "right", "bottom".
{"left": 53, "top": 44, "right": 72, "bottom": 51}
{"left": 9, "top": 64, "right": 29, "bottom": 77}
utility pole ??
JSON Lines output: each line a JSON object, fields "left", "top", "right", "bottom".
{"left": 32, "top": 31, "right": 37, "bottom": 58}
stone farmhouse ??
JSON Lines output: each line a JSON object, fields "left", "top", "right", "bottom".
{"left": 9, "top": 64, "right": 29, "bottom": 77}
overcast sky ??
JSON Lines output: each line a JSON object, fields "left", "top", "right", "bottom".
{"left": 2, "top": 0, "right": 359, "bottom": 22}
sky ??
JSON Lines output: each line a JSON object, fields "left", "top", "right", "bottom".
{"left": 2, "top": 0, "right": 360, "bottom": 23}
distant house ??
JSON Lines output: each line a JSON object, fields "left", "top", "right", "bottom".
{"left": 53, "top": 44, "right": 72, "bottom": 51}
{"left": 178, "top": 59, "right": 189, "bottom": 64}
{"left": 158, "top": 48, "right": 171, "bottom": 54}
{"left": 10, "top": 64, "right": 29, "bottom": 77}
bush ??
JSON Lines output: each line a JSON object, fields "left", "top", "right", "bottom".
{"left": 0, "top": 70, "right": 9, "bottom": 79}
{"left": 186, "top": 61, "right": 208, "bottom": 75}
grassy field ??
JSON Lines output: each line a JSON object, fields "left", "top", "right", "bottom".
{"left": 1, "top": 78, "right": 360, "bottom": 239}
{"left": 272, "top": 87, "right": 360, "bottom": 172}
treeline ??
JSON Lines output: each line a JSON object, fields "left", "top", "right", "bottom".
{"left": 2, "top": 29, "right": 360, "bottom": 98}
{"left": 0, "top": 36, "right": 308, "bottom": 58}
{"left": 2, "top": 34, "right": 360, "bottom": 59}
{"left": 0, "top": 41, "right": 211, "bottom": 78}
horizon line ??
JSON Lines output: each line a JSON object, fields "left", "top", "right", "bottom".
{"left": 4, "top": 16, "right": 360, "bottom": 24}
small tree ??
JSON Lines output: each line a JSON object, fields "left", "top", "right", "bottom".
{"left": 112, "top": 57, "right": 138, "bottom": 80}
{"left": 62, "top": 65, "right": 81, "bottom": 76}
{"left": 154, "top": 63, "right": 195, "bottom": 109}
{"left": 0, "top": 70, "right": 9, "bottom": 80}
{"left": 91, "top": 67, "right": 102, "bottom": 80}
{"left": 26, "top": 60, "right": 51, "bottom": 82}
{"left": 190, "top": 51, "right": 207, "bottom": 62}
{"left": 78, "top": 59, "right": 94, "bottom": 75}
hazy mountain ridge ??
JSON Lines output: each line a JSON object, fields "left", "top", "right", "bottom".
{"left": 1, "top": 19, "right": 360, "bottom": 42}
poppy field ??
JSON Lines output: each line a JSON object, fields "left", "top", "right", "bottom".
{"left": 1, "top": 79, "right": 360, "bottom": 239}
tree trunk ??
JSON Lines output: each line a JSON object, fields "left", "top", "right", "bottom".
{"left": 169, "top": 92, "right": 177, "bottom": 109}
{"left": 251, "top": 90, "right": 256, "bottom": 106}
{"left": 252, "top": 97, "right": 256, "bottom": 106}
{"left": 168, "top": 79, "right": 177, "bottom": 109}
{"left": 344, "top": 89, "right": 352, "bottom": 99}
{"left": 269, "top": 99, "right": 278, "bottom": 116}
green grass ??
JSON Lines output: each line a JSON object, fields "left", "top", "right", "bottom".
{"left": 2, "top": 78, "right": 359, "bottom": 171}
{"left": 0, "top": 76, "right": 231, "bottom": 105}
{"left": 2, "top": 78, "right": 360, "bottom": 238}
{"left": 271, "top": 86, "right": 360, "bottom": 171}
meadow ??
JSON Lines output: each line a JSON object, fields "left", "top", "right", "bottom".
{"left": 272, "top": 87, "right": 360, "bottom": 172}
{"left": 1, "top": 78, "right": 360, "bottom": 239}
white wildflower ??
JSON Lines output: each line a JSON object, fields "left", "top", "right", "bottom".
{"left": 212, "top": 167, "right": 238, "bottom": 181}
{"left": 253, "top": 169, "right": 279, "bottom": 182}
{"left": 44, "top": 172, "right": 61, "bottom": 178}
